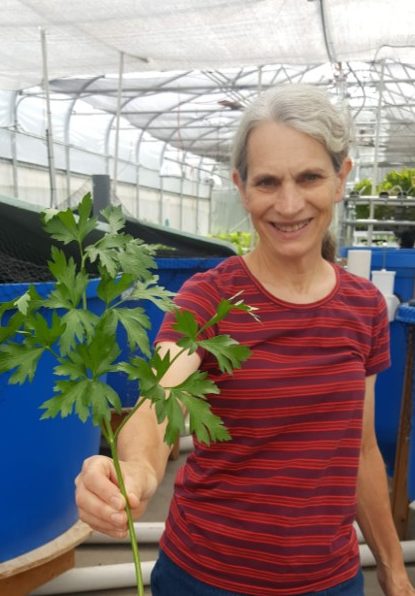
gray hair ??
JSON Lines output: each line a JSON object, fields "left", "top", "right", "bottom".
{"left": 231, "top": 84, "right": 353, "bottom": 181}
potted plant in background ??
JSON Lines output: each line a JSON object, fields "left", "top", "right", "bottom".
{"left": 0, "top": 193, "right": 255, "bottom": 596}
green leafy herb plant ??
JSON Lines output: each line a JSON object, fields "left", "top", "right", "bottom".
{"left": 0, "top": 194, "right": 255, "bottom": 596}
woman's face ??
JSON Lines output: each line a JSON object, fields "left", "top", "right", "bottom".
{"left": 233, "top": 121, "right": 351, "bottom": 262}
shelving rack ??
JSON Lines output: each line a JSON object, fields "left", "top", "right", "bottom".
{"left": 340, "top": 194, "right": 415, "bottom": 247}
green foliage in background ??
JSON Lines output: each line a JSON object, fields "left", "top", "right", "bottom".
{"left": 211, "top": 231, "right": 254, "bottom": 255}
{"left": 352, "top": 169, "right": 415, "bottom": 225}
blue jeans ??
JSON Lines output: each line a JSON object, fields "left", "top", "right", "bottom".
{"left": 150, "top": 550, "right": 365, "bottom": 595}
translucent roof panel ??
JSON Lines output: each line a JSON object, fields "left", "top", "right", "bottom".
{"left": 1, "top": 1, "right": 415, "bottom": 90}
{"left": 1, "top": 1, "right": 415, "bottom": 173}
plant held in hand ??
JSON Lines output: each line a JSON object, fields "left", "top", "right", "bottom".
{"left": 0, "top": 194, "right": 255, "bottom": 596}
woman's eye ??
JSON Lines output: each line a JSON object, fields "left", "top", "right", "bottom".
{"left": 256, "top": 177, "right": 276, "bottom": 188}
{"left": 302, "top": 173, "right": 322, "bottom": 183}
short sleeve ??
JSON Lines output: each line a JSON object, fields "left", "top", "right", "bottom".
{"left": 365, "top": 292, "right": 391, "bottom": 376}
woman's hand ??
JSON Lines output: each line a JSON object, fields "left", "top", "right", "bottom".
{"left": 75, "top": 454, "right": 158, "bottom": 538}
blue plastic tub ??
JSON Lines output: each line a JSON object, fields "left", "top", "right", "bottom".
{"left": 0, "top": 279, "right": 102, "bottom": 562}
{"left": 395, "top": 304, "right": 415, "bottom": 501}
{"left": 340, "top": 247, "right": 415, "bottom": 475}
{"left": 106, "top": 257, "right": 225, "bottom": 407}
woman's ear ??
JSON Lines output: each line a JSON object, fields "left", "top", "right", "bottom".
{"left": 334, "top": 158, "right": 353, "bottom": 203}
{"left": 232, "top": 169, "right": 249, "bottom": 209}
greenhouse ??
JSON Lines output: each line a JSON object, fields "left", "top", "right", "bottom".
{"left": 1, "top": 1, "right": 415, "bottom": 595}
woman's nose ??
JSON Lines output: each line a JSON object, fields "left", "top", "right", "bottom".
{"left": 273, "top": 183, "right": 305, "bottom": 216}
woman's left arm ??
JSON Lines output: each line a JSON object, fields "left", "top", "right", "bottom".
{"left": 356, "top": 374, "right": 415, "bottom": 595}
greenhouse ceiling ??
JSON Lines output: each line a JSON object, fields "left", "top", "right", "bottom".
{"left": 1, "top": 0, "right": 415, "bottom": 171}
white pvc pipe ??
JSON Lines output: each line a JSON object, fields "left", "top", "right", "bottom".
{"left": 87, "top": 521, "right": 165, "bottom": 544}
{"left": 31, "top": 539, "right": 415, "bottom": 594}
{"left": 360, "top": 540, "right": 415, "bottom": 567}
{"left": 28, "top": 541, "right": 415, "bottom": 595}
{"left": 31, "top": 561, "right": 155, "bottom": 595}
{"left": 179, "top": 434, "right": 194, "bottom": 452}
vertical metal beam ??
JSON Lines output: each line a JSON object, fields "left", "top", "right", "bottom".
{"left": 40, "top": 28, "right": 57, "bottom": 207}
{"left": 134, "top": 129, "right": 145, "bottom": 219}
{"left": 112, "top": 51, "right": 124, "bottom": 197}
{"left": 10, "top": 91, "right": 19, "bottom": 198}
{"left": 369, "top": 59, "right": 386, "bottom": 245}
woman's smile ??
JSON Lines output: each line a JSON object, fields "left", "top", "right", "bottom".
{"left": 269, "top": 217, "right": 313, "bottom": 234}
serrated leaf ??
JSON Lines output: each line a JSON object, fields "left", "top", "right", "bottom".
{"left": 89, "top": 380, "right": 122, "bottom": 423}
{"left": 173, "top": 370, "right": 220, "bottom": 397}
{"left": 149, "top": 348, "right": 172, "bottom": 380}
{"left": 198, "top": 335, "right": 251, "bottom": 373}
{"left": 48, "top": 247, "right": 89, "bottom": 307}
{"left": 154, "top": 393, "right": 184, "bottom": 446}
{"left": 119, "top": 356, "right": 156, "bottom": 388}
{"left": 128, "top": 278, "right": 175, "bottom": 312}
{"left": 86, "top": 234, "right": 127, "bottom": 278}
{"left": 117, "top": 242, "right": 156, "bottom": 279}
{"left": 75, "top": 328, "right": 121, "bottom": 378}
{"left": 172, "top": 309, "right": 199, "bottom": 340}
{"left": 41, "top": 208, "right": 79, "bottom": 245}
{"left": 0, "top": 310, "right": 26, "bottom": 342}
{"left": 76, "top": 193, "right": 97, "bottom": 242}
{"left": 26, "top": 312, "right": 65, "bottom": 348}
{"left": 14, "top": 291, "right": 31, "bottom": 315}
{"left": 114, "top": 307, "right": 151, "bottom": 355}
{"left": 180, "top": 393, "right": 231, "bottom": 445}
{"left": 97, "top": 273, "right": 136, "bottom": 304}
{"left": 0, "top": 344, "right": 44, "bottom": 383}
{"left": 41, "top": 195, "right": 97, "bottom": 246}
{"left": 100, "top": 204, "right": 126, "bottom": 234}
{"left": 54, "top": 359, "right": 86, "bottom": 380}
{"left": 41, "top": 378, "right": 91, "bottom": 420}
{"left": 59, "top": 309, "right": 99, "bottom": 355}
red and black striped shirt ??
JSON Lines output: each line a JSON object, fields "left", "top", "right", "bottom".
{"left": 155, "top": 255, "right": 390, "bottom": 595}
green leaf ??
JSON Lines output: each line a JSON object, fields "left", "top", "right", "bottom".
{"left": 74, "top": 328, "right": 121, "bottom": 378}
{"left": 149, "top": 348, "right": 173, "bottom": 380}
{"left": 114, "top": 307, "right": 151, "bottom": 356}
{"left": 41, "top": 194, "right": 97, "bottom": 245}
{"left": 172, "top": 309, "right": 199, "bottom": 340}
{"left": 48, "top": 247, "right": 89, "bottom": 307}
{"left": 100, "top": 204, "right": 126, "bottom": 234}
{"left": 97, "top": 273, "right": 136, "bottom": 304}
{"left": 41, "top": 378, "right": 121, "bottom": 426}
{"left": 0, "top": 344, "right": 44, "bottom": 383}
{"left": 26, "top": 312, "right": 65, "bottom": 348}
{"left": 59, "top": 309, "right": 99, "bottom": 355}
{"left": 41, "top": 378, "right": 91, "bottom": 420}
{"left": 203, "top": 294, "right": 260, "bottom": 329}
{"left": 42, "top": 208, "right": 79, "bottom": 245}
{"left": 89, "top": 379, "right": 122, "bottom": 424}
{"left": 0, "top": 310, "right": 26, "bottom": 342}
{"left": 127, "top": 278, "right": 175, "bottom": 312}
{"left": 198, "top": 335, "right": 251, "bottom": 373}
{"left": 180, "top": 392, "right": 231, "bottom": 445}
{"left": 154, "top": 371, "right": 229, "bottom": 446}
{"left": 54, "top": 359, "right": 86, "bottom": 380}
{"left": 117, "top": 242, "right": 156, "bottom": 279}
{"left": 76, "top": 193, "right": 97, "bottom": 242}
{"left": 154, "top": 393, "right": 185, "bottom": 446}
{"left": 86, "top": 234, "right": 128, "bottom": 278}
{"left": 14, "top": 291, "right": 31, "bottom": 315}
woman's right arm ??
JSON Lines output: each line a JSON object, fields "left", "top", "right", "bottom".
{"left": 75, "top": 341, "right": 201, "bottom": 538}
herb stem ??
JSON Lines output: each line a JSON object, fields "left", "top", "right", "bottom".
{"left": 114, "top": 396, "right": 146, "bottom": 442}
{"left": 103, "top": 418, "right": 144, "bottom": 596}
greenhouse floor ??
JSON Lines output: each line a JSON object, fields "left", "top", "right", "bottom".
{"left": 72, "top": 452, "right": 415, "bottom": 596}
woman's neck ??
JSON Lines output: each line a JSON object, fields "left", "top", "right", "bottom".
{"left": 243, "top": 247, "right": 336, "bottom": 304}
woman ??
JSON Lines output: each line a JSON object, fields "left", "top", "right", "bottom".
{"left": 75, "top": 84, "right": 415, "bottom": 595}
